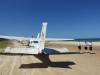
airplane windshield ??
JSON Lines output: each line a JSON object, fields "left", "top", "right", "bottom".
{"left": 33, "top": 41, "right": 38, "bottom": 43}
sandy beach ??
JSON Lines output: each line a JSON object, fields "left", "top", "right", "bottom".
{"left": 0, "top": 41, "right": 100, "bottom": 75}
{"left": 46, "top": 41, "right": 100, "bottom": 51}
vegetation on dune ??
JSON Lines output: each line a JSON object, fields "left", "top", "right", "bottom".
{"left": 0, "top": 38, "right": 11, "bottom": 53}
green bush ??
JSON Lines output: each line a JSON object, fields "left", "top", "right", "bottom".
{"left": 0, "top": 39, "right": 10, "bottom": 53}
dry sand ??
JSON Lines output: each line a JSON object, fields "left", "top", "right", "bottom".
{"left": 0, "top": 41, "right": 100, "bottom": 75}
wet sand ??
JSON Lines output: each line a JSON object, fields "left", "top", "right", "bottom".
{"left": 0, "top": 41, "right": 100, "bottom": 75}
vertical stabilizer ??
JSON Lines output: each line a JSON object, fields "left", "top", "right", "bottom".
{"left": 39, "top": 22, "right": 47, "bottom": 53}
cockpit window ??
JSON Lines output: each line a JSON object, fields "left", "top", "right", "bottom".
{"left": 33, "top": 41, "right": 38, "bottom": 43}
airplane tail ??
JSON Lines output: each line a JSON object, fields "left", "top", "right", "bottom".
{"left": 39, "top": 22, "right": 47, "bottom": 53}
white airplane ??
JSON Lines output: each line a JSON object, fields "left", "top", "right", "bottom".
{"left": 0, "top": 22, "right": 72, "bottom": 55}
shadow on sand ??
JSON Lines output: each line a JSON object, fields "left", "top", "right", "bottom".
{"left": 0, "top": 53, "right": 76, "bottom": 68}
{"left": 19, "top": 54, "right": 76, "bottom": 69}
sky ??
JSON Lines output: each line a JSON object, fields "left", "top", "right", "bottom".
{"left": 0, "top": 0, "right": 100, "bottom": 38}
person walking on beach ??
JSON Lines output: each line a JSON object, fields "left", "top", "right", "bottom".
{"left": 84, "top": 41, "right": 88, "bottom": 53}
{"left": 88, "top": 41, "right": 93, "bottom": 54}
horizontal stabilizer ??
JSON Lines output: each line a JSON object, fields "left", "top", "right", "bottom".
{"left": 5, "top": 47, "right": 39, "bottom": 54}
{"left": 43, "top": 48, "right": 69, "bottom": 55}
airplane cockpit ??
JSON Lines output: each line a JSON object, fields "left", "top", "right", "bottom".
{"left": 33, "top": 41, "right": 38, "bottom": 43}
{"left": 29, "top": 40, "right": 39, "bottom": 47}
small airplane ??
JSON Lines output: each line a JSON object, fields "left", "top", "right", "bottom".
{"left": 0, "top": 22, "right": 76, "bottom": 69}
{"left": 0, "top": 22, "right": 73, "bottom": 55}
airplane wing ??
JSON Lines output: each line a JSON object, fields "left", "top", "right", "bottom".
{"left": 42, "top": 48, "right": 80, "bottom": 55}
{"left": 46, "top": 38, "right": 100, "bottom": 42}
{"left": 0, "top": 35, "right": 74, "bottom": 41}
{"left": 0, "top": 35, "right": 99, "bottom": 42}
{"left": 3, "top": 47, "right": 80, "bottom": 55}
{"left": 0, "top": 35, "right": 35, "bottom": 41}
{"left": 46, "top": 38, "right": 74, "bottom": 41}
